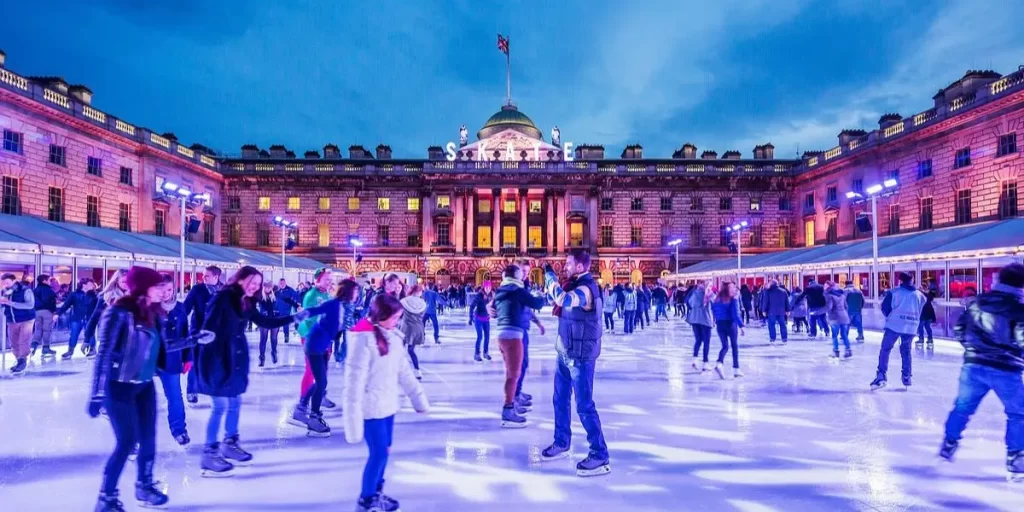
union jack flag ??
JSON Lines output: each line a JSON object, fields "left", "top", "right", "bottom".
{"left": 497, "top": 34, "right": 509, "bottom": 55}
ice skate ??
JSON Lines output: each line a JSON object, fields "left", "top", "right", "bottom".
{"left": 220, "top": 435, "right": 253, "bottom": 466}
{"left": 691, "top": 357, "right": 700, "bottom": 370}
{"left": 1008, "top": 452, "right": 1024, "bottom": 482}
{"left": 515, "top": 394, "right": 532, "bottom": 412}
{"left": 135, "top": 481, "right": 169, "bottom": 509}
{"left": 289, "top": 404, "right": 309, "bottom": 427}
{"left": 10, "top": 358, "right": 26, "bottom": 374}
{"left": 483, "top": 353, "right": 492, "bottom": 361}
{"left": 414, "top": 368, "right": 422, "bottom": 380}
{"left": 843, "top": 349, "right": 853, "bottom": 359}
{"left": 200, "top": 444, "right": 235, "bottom": 478}
{"left": 539, "top": 444, "right": 570, "bottom": 461}
{"left": 902, "top": 374, "right": 912, "bottom": 388}
{"left": 870, "top": 372, "right": 887, "bottom": 391}
{"left": 356, "top": 494, "right": 399, "bottom": 512}
{"left": 576, "top": 455, "right": 611, "bottom": 477}
{"left": 306, "top": 412, "right": 331, "bottom": 438}
{"left": 938, "top": 439, "right": 958, "bottom": 462}
{"left": 733, "top": 368, "right": 744, "bottom": 378}
{"left": 473, "top": 353, "right": 483, "bottom": 362}
{"left": 94, "top": 491, "right": 126, "bottom": 512}
{"left": 829, "top": 350, "right": 840, "bottom": 360}
{"left": 173, "top": 432, "right": 190, "bottom": 446}
{"left": 702, "top": 362, "right": 711, "bottom": 372}
{"left": 714, "top": 363, "right": 726, "bottom": 380}
{"left": 500, "top": 405, "right": 528, "bottom": 428}
{"left": 61, "top": 350, "right": 73, "bottom": 360}
{"left": 322, "top": 396, "right": 337, "bottom": 409}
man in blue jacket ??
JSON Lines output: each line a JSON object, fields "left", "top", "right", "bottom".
{"left": 57, "top": 278, "right": 98, "bottom": 360}
{"left": 30, "top": 274, "right": 58, "bottom": 357}
{"left": 276, "top": 278, "right": 301, "bottom": 343}
{"left": 184, "top": 266, "right": 222, "bottom": 403}
{"left": 422, "top": 284, "right": 441, "bottom": 344}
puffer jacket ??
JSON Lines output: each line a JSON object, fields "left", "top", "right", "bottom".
{"left": 759, "top": 284, "right": 790, "bottom": 317}
{"left": 343, "top": 319, "right": 429, "bottom": 443}
{"left": 493, "top": 280, "right": 545, "bottom": 332}
{"left": 800, "top": 283, "right": 827, "bottom": 311}
{"left": 685, "top": 286, "right": 714, "bottom": 326}
{"left": 400, "top": 295, "right": 427, "bottom": 346}
{"left": 954, "top": 284, "right": 1024, "bottom": 373}
{"left": 790, "top": 292, "right": 808, "bottom": 318}
{"left": 825, "top": 287, "right": 851, "bottom": 325}
{"left": 603, "top": 291, "right": 617, "bottom": 313}
{"left": 623, "top": 290, "right": 638, "bottom": 311}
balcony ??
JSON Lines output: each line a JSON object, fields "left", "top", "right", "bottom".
{"left": 526, "top": 247, "right": 548, "bottom": 257}
{"left": 472, "top": 247, "right": 495, "bottom": 257}
{"left": 500, "top": 246, "right": 520, "bottom": 257}
{"left": 430, "top": 243, "right": 455, "bottom": 255}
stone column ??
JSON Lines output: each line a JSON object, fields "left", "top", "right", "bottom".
{"left": 466, "top": 190, "right": 475, "bottom": 253}
{"left": 556, "top": 192, "right": 566, "bottom": 254}
{"left": 588, "top": 194, "right": 599, "bottom": 250}
{"left": 492, "top": 188, "right": 501, "bottom": 253}
{"left": 519, "top": 189, "right": 528, "bottom": 253}
{"left": 546, "top": 193, "right": 555, "bottom": 254}
{"left": 421, "top": 192, "right": 433, "bottom": 254}
{"left": 454, "top": 192, "right": 464, "bottom": 254}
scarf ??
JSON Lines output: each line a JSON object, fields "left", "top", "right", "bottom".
{"left": 501, "top": 277, "right": 524, "bottom": 288}
{"left": 551, "top": 274, "right": 578, "bottom": 318}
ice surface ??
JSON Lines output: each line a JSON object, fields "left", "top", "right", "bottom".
{"left": 0, "top": 309, "right": 1021, "bottom": 511}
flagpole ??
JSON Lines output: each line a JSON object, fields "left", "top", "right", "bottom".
{"left": 505, "top": 42, "right": 512, "bottom": 105}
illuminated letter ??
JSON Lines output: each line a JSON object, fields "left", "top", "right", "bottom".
{"left": 445, "top": 142, "right": 457, "bottom": 161}
{"left": 564, "top": 142, "right": 574, "bottom": 162}
{"left": 480, "top": 143, "right": 487, "bottom": 161}
{"left": 533, "top": 142, "right": 540, "bottom": 161}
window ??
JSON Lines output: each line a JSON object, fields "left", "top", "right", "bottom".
{"left": 228, "top": 221, "right": 241, "bottom": 246}
{"left": 569, "top": 223, "right": 584, "bottom": 247}
{"left": 407, "top": 228, "right": 421, "bottom": 248}
{"left": 999, "top": 133, "right": 1018, "bottom": 157}
{"left": 378, "top": 197, "right": 390, "bottom": 211}
{"left": 119, "top": 166, "right": 133, "bottom": 186}
{"left": 826, "top": 217, "right": 837, "bottom": 244}
{"left": 226, "top": 196, "right": 240, "bottom": 211}
{"left": 804, "top": 193, "right": 814, "bottom": 209}
{"left": 257, "top": 225, "right": 270, "bottom": 246}
{"left": 348, "top": 197, "right": 360, "bottom": 210}
{"left": 407, "top": 198, "right": 420, "bottom": 211}
{"left": 955, "top": 189, "right": 972, "bottom": 225}
{"left": 630, "top": 226, "right": 642, "bottom": 247}
{"left": 719, "top": 197, "right": 732, "bottom": 211}
{"left": 660, "top": 197, "right": 673, "bottom": 211}
{"left": 87, "top": 157, "right": 103, "bottom": 177}
{"left": 318, "top": 197, "right": 331, "bottom": 210}
{"left": 601, "top": 197, "right": 613, "bottom": 211}
{"left": 779, "top": 196, "right": 792, "bottom": 211}
{"left": 203, "top": 217, "right": 214, "bottom": 244}
{"left": 750, "top": 197, "right": 761, "bottom": 211}
{"left": 2, "top": 176, "right": 19, "bottom": 215}
{"left": 436, "top": 223, "right": 451, "bottom": 246}
{"left": 155, "top": 210, "right": 166, "bottom": 236}
{"left": 477, "top": 226, "right": 492, "bottom": 249}
{"left": 917, "top": 159, "right": 933, "bottom": 179}
{"left": 528, "top": 226, "right": 542, "bottom": 248}
{"left": 852, "top": 179, "right": 864, "bottom": 195}
{"left": 118, "top": 203, "right": 131, "bottom": 232}
{"left": 258, "top": 197, "right": 271, "bottom": 210}
{"left": 1000, "top": 181, "right": 1018, "bottom": 219}
{"left": 503, "top": 199, "right": 516, "bottom": 214}
{"left": 600, "top": 225, "right": 613, "bottom": 247}
{"left": 690, "top": 196, "right": 704, "bottom": 211}
{"left": 689, "top": 223, "right": 702, "bottom": 246}
{"left": 377, "top": 225, "right": 389, "bottom": 246}
{"left": 719, "top": 226, "right": 731, "bottom": 247}
{"left": 436, "top": 195, "right": 451, "bottom": 209}
{"left": 478, "top": 198, "right": 492, "bottom": 213}
{"left": 804, "top": 220, "right": 815, "bottom": 247}
{"left": 779, "top": 224, "right": 791, "bottom": 248}
{"left": 888, "top": 204, "right": 900, "bottom": 234}
{"left": 750, "top": 223, "right": 763, "bottom": 247}
{"left": 288, "top": 197, "right": 301, "bottom": 210}
{"left": 49, "top": 144, "right": 66, "bottom": 166}
{"left": 86, "top": 196, "right": 100, "bottom": 227}
{"left": 954, "top": 147, "right": 971, "bottom": 169}
{"left": 502, "top": 226, "right": 517, "bottom": 247}
{"left": 886, "top": 169, "right": 899, "bottom": 183}
{"left": 919, "top": 197, "right": 934, "bottom": 230}
{"left": 2, "top": 129, "right": 22, "bottom": 153}
{"left": 630, "top": 198, "right": 643, "bottom": 211}
{"left": 47, "top": 187, "right": 64, "bottom": 222}
{"left": 319, "top": 224, "right": 331, "bottom": 247}
{"left": 529, "top": 200, "right": 542, "bottom": 214}
{"left": 826, "top": 186, "right": 837, "bottom": 203}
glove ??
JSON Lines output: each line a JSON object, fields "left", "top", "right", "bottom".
{"left": 87, "top": 397, "right": 103, "bottom": 418}
{"left": 183, "top": 361, "right": 193, "bottom": 373}
{"left": 294, "top": 310, "right": 311, "bottom": 322}
{"left": 197, "top": 330, "right": 215, "bottom": 345}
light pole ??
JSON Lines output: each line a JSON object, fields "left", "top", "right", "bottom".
{"left": 725, "top": 221, "right": 749, "bottom": 284}
{"left": 350, "top": 237, "right": 363, "bottom": 277}
{"left": 159, "top": 182, "right": 209, "bottom": 297}
{"left": 846, "top": 178, "right": 898, "bottom": 301}
{"left": 668, "top": 238, "right": 682, "bottom": 275}
{"left": 272, "top": 216, "right": 298, "bottom": 281}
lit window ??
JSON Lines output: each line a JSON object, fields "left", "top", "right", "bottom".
{"left": 318, "top": 197, "right": 330, "bottom": 210}
{"left": 750, "top": 198, "right": 761, "bottom": 211}
{"left": 529, "top": 200, "right": 542, "bottom": 213}
{"left": 318, "top": 224, "right": 330, "bottom": 247}
{"left": 804, "top": 220, "right": 815, "bottom": 247}
{"left": 287, "top": 197, "right": 300, "bottom": 210}
{"left": 377, "top": 197, "right": 390, "bottom": 210}
{"left": 502, "top": 226, "right": 517, "bottom": 247}
{"left": 348, "top": 197, "right": 360, "bottom": 210}
{"left": 528, "top": 226, "right": 542, "bottom": 248}
{"left": 407, "top": 198, "right": 421, "bottom": 211}
{"left": 478, "top": 198, "right": 492, "bottom": 213}
{"left": 258, "top": 197, "right": 271, "bottom": 210}
{"left": 503, "top": 199, "right": 516, "bottom": 213}
{"left": 570, "top": 223, "right": 584, "bottom": 247}
{"left": 436, "top": 195, "right": 450, "bottom": 209}
{"left": 477, "top": 226, "right": 492, "bottom": 248}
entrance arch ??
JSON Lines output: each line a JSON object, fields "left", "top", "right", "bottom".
{"left": 475, "top": 268, "right": 492, "bottom": 288}
{"left": 600, "top": 269, "right": 614, "bottom": 286}
{"left": 529, "top": 267, "right": 543, "bottom": 287}
{"left": 630, "top": 269, "right": 643, "bottom": 286}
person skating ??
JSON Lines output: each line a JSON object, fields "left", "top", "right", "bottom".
{"left": 1, "top": 274, "right": 35, "bottom": 374}
{"left": 256, "top": 283, "right": 280, "bottom": 367}
{"left": 300, "top": 279, "right": 359, "bottom": 437}
{"left": 332, "top": 279, "right": 360, "bottom": 365}
{"left": 58, "top": 278, "right": 98, "bottom": 360}
{"left": 846, "top": 281, "right": 866, "bottom": 342}
{"left": 796, "top": 280, "right": 830, "bottom": 338}
{"left": 512, "top": 259, "right": 545, "bottom": 413}
{"left": 400, "top": 285, "right": 427, "bottom": 380}
{"left": 30, "top": 274, "right": 58, "bottom": 358}
{"left": 492, "top": 264, "right": 546, "bottom": 428}
{"left": 918, "top": 290, "right": 937, "bottom": 349}
{"left": 83, "top": 270, "right": 129, "bottom": 360}
{"left": 602, "top": 285, "right": 617, "bottom": 333}
{"left": 739, "top": 284, "right": 753, "bottom": 326}
{"left": 87, "top": 267, "right": 213, "bottom": 511}
{"left": 711, "top": 282, "right": 746, "bottom": 379}
{"left": 652, "top": 284, "right": 669, "bottom": 322}
{"left": 422, "top": 284, "right": 442, "bottom": 345}
{"left": 825, "top": 281, "right": 852, "bottom": 359}
{"left": 938, "top": 263, "right": 1024, "bottom": 482}
{"left": 275, "top": 278, "right": 301, "bottom": 344}
{"left": 469, "top": 280, "right": 494, "bottom": 362}
{"left": 156, "top": 274, "right": 193, "bottom": 446}
{"left": 687, "top": 281, "right": 714, "bottom": 371}
{"left": 759, "top": 279, "right": 790, "bottom": 345}
{"left": 289, "top": 268, "right": 335, "bottom": 429}
{"left": 790, "top": 287, "right": 808, "bottom": 334}
{"left": 622, "top": 284, "right": 638, "bottom": 334}
{"left": 344, "top": 294, "right": 429, "bottom": 512}
{"left": 539, "top": 249, "right": 611, "bottom": 477}
{"left": 183, "top": 266, "right": 222, "bottom": 403}
{"left": 195, "top": 266, "right": 311, "bottom": 477}
{"left": 871, "top": 272, "right": 926, "bottom": 390}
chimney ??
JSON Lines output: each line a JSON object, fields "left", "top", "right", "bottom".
{"left": 762, "top": 143, "right": 774, "bottom": 159}
{"left": 323, "top": 144, "right": 340, "bottom": 159}
{"left": 161, "top": 133, "right": 178, "bottom": 143}
{"left": 721, "top": 150, "right": 741, "bottom": 160}
{"left": 69, "top": 85, "right": 92, "bottom": 105}
{"left": 304, "top": 150, "right": 321, "bottom": 159}
{"left": 700, "top": 150, "right": 717, "bottom": 160}
{"left": 673, "top": 143, "right": 697, "bottom": 159}
{"left": 878, "top": 113, "right": 902, "bottom": 130}
{"left": 376, "top": 144, "right": 393, "bottom": 160}
{"left": 575, "top": 144, "right": 604, "bottom": 160}
{"left": 285, "top": 150, "right": 296, "bottom": 158}
{"left": 30, "top": 76, "right": 69, "bottom": 94}
{"left": 241, "top": 144, "right": 259, "bottom": 158}
{"left": 838, "top": 129, "right": 867, "bottom": 147}
{"left": 349, "top": 145, "right": 372, "bottom": 159}
{"left": 0, "top": 49, "right": 6, "bottom": 68}
{"left": 268, "top": 144, "right": 288, "bottom": 158}
{"left": 258, "top": 149, "right": 270, "bottom": 159}
{"left": 427, "top": 146, "right": 445, "bottom": 160}
{"left": 190, "top": 143, "right": 214, "bottom": 155}
{"left": 621, "top": 144, "right": 642, "bottom": 159}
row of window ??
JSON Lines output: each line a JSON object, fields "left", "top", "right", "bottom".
{"left": 248, "top": 195, "right": 553, "bottom": 214}
{"left": 1, "top": 176, "right": 132, "bottom": 231}
{"left": 2, "top": 130, "right": 135, "bottom": 185}
{"left": 599, "top": 196, "right": 770, "bottom": 212}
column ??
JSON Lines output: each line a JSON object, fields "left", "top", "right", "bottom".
{"left": 454, "top": 192, "right": 464, "bottom": 254}
{"left": 421, "top": 192, "right": 433, "bottom": 254}
{"left": 588, "top": 195, "right": 599, "bottom": 250}
{"left": 546, "top": 193, "right": 554, "bottom": 254}
{"left": 519, "top": 188, "right": 528, "bottom": 253}
{"left": 492, "top": 188, "right": 501, "bottom": 253}
{"left": 466, "top": 191, "right": 475, "bottom": 253}
{"left": 556, "top": 192, "right": 566, "bottom": 254}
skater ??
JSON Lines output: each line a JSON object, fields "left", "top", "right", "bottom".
{"left": 470, "top": 280, "right": 494, "bottom": 362}
{"left": 84, "top": 270, "right": 129, "bottom": 359}
{"left": 290, "top": 268, "right": 335, "bottom": 429}
{"left": 195, "top": 266, "right": 311, "bottom": 477}
{"left": 918, "top": 290, "right": 937, "bottom": 349}
{"left": 711, "top": 282, "right": 745, "bottom": 379}
{"left": 739, "top": 284, "right": 753, "bottom": 325}
{"left": 687, "top": 281, "right": 714, "bottom": 371}
{"left": 652, "top": 284, "right": 669, "bottom": 322}
{"left": 275, "top": 278, "right": 301, "bottom": 344}
{"left": 300, "top": 279, "right": 359, "bottom": 438}
{"left": 760, "top": 279, "right": 790, "bottom": 345}
{"left": 637, "top": 283, "right": 651, "bottom": 330}
{"left": 602, "top": 285, "right": 617, "bottom": 332}
{"left": 825, "top": 281, "right": 852, "bottom": 359}
{"left": 622, "top": 284, "right": 637, "bottom": 334}
{"left": 846, "top": 281, "right": 865, "bottom": 342}
{"left": 87, "top": 267, "right": 212, "bottom": 511}
{"left": 539, "top": 249, "right": 611, "bottom": 477}
{"left": 58, "top": 278, "right": 98, "bottom": 360}
{"left": 256, "top": 283, "right": 280, "bottom": 367}
{"left": 156, "top": 274, "right": 193, "bottom": 446}
{"left": 1, "top": 274, "right": 35, "bottom": 374}
{"left": 513, "top": 259, "right": 545, "bottom": 414}
{"left": 422, "top": 284, "right": 442, "bottom": 344}
{"left": 492, "top": 264, "right": 546, "bottom": 428}
{"left": 344, "top": 294, "right": 429, "bottom": 512}
{"left": 870, "top": 272, "right": 926, "bottom": 390}
{"left": 938, "top": 263, "right": 1024, "bottom": 482}
{"left": 400, "top": 285, "right": 427, "bottom": 380}
{"left": 790, "top": 287, "right": 808, "bottom": 333}
{"left": 332, "top": 279, "right": 360, "bottom": 364}
{"left": 183, "top": 266, "right": 222, "bottom": 403}
{"left": 797, "top": 280, "right": 829, "bottom": 338}
{"left": 29, "top": 274, "right": 58, "bottom": 358}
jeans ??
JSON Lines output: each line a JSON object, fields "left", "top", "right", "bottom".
{"left": 65, "top": 319, "right": 85, "bottom": 352}
{"left": 792, "top": 317, "right": 808, "bottom": 333}
{"left": 603, "top": 312, "right": 615, "bottom": 331}
{"left": 186, "top": 369, "right": 197, "bottom": 396}
{"left": 918, "top": 322, "right": 934, "bottom": 343}
{"left": 423, "top": 313, "right": 440, "bottom": 341}
{"left": 691, "top": 324, "right": 712, "bottom": 362}
{"left": 7, "top": 319, "right": 33, "bottom": 359}
{"left": 876, "top": 328, "right": 914, "bottom": 377}
{"left": 474, "top": 319, "right": 490, "bottom": 355}
{"left": 498, "top": 339, "right": 524, "bottom": 406}
{"left": 102, "top": 381, "right": 157, "bottom": 494}
{"left": 943, "top": 363, "right": 1024, "bottom": 452}
{"left": 407, "top": 344, "right": 419, "bottom": 370}
{"left": 552, "top": 354, "right": 608, "bottom": 459}
{"left": 206, "top": 395, "right": 241, "bottom": 446}
{"left": 623, "top": 311, "right": 636, "bottom": 334}
{"left": 258, "top": 327, "right": 279, "bottom": 361}
{"left": 361, "top": 415, "right": 395, "bottom": 500}
{"left": 808, "top": 312, "right": 830, "bottom": 337}
{"left": 655, "top": 303, "right": 668, "bottom": 322}
{"left": 715, "top": 320, "right": 739, "bottom": 369}
{"left": 850, "top": 311, "right": 864, "bottom": 339}
{"left": 157, "top": 373, "right": 187, "bottom": 436}
{"left": 640, "top": 308, "right": 650, "bottom": 327}
{"left": 308, "top": 351, "right": 329, "bottom": 414}
{"left": 31, "top": 309, "right": 54, "bottom": 348}
{"left": 766, "top": 314, "right": 788, "bottom": 342}
{"left": 515, "top": 332, "right": 529, "bottom": 397}
{"left": 831, "top": 323, "right": 851, "bottom": 351}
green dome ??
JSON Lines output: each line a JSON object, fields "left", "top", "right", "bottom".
{"left": 477, "top": 104, "right": 543, "bottom": 140}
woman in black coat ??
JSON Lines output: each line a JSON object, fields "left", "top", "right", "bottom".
{"left": 195, "top": 266, "right": 310, "bottom": 478}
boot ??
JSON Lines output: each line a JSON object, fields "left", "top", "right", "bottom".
{"left": 61, "top": 350, "right": 74, "bottom": 360}
{"left": 306, "top": 412, "right": 331, "bottom": 438}
{"left": 220, "top": 435, "right": 253, "bottom": 466}
{"left": 271, "top": 352, "right": 278, "bottom": 365}
{"left": 938, "top": 439, "right": 958, "bottom": 462}
{"left": 94, "top": 491, "right": 126, "bottom": 512}
{"left": 289, "top": 404, "right": 309, "bottom": 427}
{"left": 41, "top": 346, "right": 57, "bottom": 357}
{"left": 500, "top": 405, "right": 528, "bottom": 428}
{"left": 843, "top": 349, "right": 853, "bottom": 359}
{"left": 322, "top": 396, "right": 336, "bottom": 409}
{"left": 870, "top": 371, "right": 887, "bottom": 391}
{"left": 200, "top": 444, "right": 235, "bottom": 478}
{"left": 10, "top": 358, "right": 26, "bottom": 374}
{"left": 258, "top": 357, "right": 265, "bottom": 368}
{"left": 134, "top": 480, "right": 169, "bottom": 508}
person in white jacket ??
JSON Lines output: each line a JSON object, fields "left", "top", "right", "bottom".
{"left": 344, "top": 293, "right": 429, "bottom": 512}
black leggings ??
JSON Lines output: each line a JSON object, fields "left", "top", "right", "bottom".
{"left": 102, "top": 381, "right": 157, "bottom": 494}
{"left": 407, "top": 344, "right": 419, "bottom": 370}
{"left": 308, "top": 351, "right": 329, "bottom": 415}
{"left": 692, "top": 324, "right": 712, "bottom": 362}
{"left": 716, "top": 320, "right": 740, "bottom": 369}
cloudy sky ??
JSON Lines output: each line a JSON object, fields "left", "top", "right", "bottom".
{"left": 2, "top": 0, "right": 1022, "bottom": 159}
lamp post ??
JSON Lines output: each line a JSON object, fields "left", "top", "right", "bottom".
{"left": 846, "top": 178, "right": 899, "bottom": 301}
{"left": 272, "top": 216, "right": 298, "bottom": 281}
{"left": 160, "top": 182, "right": 209, "bottom": 298}
{"left": 350, "top": 237, "right": 363, "bottom": 277}
{"left": 668, "top": 238, "right": 682, "bottom": 275}
{"left": 725, "top": 221, "right": 749, "bottom": 284}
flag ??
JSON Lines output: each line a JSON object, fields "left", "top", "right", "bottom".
{"left": 497, "top": 34, "right": 509, "bottom": 55}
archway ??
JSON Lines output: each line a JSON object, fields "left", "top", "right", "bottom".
{"left": 435, "top": 268, "right": 451, "bottom": 289}
{"left": 600, "top": 269, "right": 614, "bottom": 286}
{"left": 630, "top": 269, "right": 643, "bottom": 286}
{"left": 529, "top": 267, "right": 543, "bottom": 287}
{"left": 475, "top": 268, "right": 492, "bottom": 288}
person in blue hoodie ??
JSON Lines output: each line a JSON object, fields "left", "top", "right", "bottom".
{"left": 711, "top": 282, "right": 745, "bottom": 380}
{"left": 300, "top": 279, "right": 359, "bottom": 438}
{"left": 58, "top": 277, "right": 99, "bottom": 360}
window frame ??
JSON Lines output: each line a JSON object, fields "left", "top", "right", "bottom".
{"left": 87, "top": 156, "right": 103, "bottom": 177}
{"left": 998, "top": 133, "right": 1018, "bottom": 157}
{"left": 954, "top": 147, "right": 971, "bottom": 169}
{"left": 2, "top": 129, "right": 23, "bottom": 153}
{"left": 49, "top": 144, "right": 66, "bottom": 166}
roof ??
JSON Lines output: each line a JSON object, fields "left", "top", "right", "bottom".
{"left": 477, "top": 104, "right": 542, "bottom": 140}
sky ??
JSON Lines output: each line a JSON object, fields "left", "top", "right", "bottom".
{"left": 2, "top": 0, "right": 1023, "bottom": 160}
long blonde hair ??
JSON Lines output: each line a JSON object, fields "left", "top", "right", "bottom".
{"left": 101, "top": 269, "right": 128, "bottom": 305}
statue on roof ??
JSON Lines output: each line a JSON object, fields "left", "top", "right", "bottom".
{"left": 551, "top": 125, "right": 560, "bottom": 146}
{"left": 459, "top": 125, "right": 468, "bottom": 146}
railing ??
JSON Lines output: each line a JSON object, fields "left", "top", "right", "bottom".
{"left": 255, "top": 164, "right": 274, "bottom": 172}
{"left": 177, "top": 145, "right": 195, "bottom": 158}
{"left": 883, "top": 121, "right": 905, "bottom": 138}
{"left": 115, "top": 120, "right": 135, "bottom": 136}
{"left": 149, "top": 133, "right": 171, "bottom": 149}
{"left": 43, "top": 89, "right": 70, "bottom": 109}
{"left": 314, "top": 164, "right": 334, "bottom": 172}
{"left": 284, "top": 164, "right": 304, "bottom": 172}
{"left": 82, "top": 105, "right": 106, "bottom": 123}
{"left": 0, "top": 68, "right": 29, "bottom": 90}
{"left": 824, "top": 147, "right": 841, "bottom": 160}
{"left": 200, "top": 155, "right": 217, "bottom": 167}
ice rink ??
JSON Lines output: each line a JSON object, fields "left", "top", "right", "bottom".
{"left": 0, "top": 308, "right": 1021, "bottom": 511}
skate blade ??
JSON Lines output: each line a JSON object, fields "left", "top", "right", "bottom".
{"left": 714, "top": 368, "right": 726, "bottom": 380}
{"left": 137, "top": 500, "right": 169, "bottom": 509}
{"left": 287, "top": 418, "right": 308, "bottom": 428}
{"left": 200, "top": 469, "right": 235, "bottom": 478}
{"left": 1007, "top": 472, "right": 1024, "bottom": 483}
{"left": 539, "top": 451, "right": 570, "bottom": 462}
{"left": 577, "top": 464, "right": 612, "bottom": 477}
{"left": 224, "top": 458, "right": 254, "bottom": 467}
{"left": 306, "top": 430, "right": 332, "bottom": 438}
{"left": 870, "top": 383, "right": 886, "bottom": 391}
{"left": 500, "top": 421, "right": 529, "bottom": 429}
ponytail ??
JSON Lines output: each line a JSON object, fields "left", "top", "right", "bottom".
{"left": 368, "top": 293, "right": 403, "bottom": 356}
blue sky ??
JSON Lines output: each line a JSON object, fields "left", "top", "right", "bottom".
{"left": 2, "top": 0, "right": 1023, "bottom": 159}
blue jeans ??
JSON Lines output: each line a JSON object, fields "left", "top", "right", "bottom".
{"left": 944, "top": 363, "right": 1024, "bottom": 452}
{"left": 603, "top": 312, "right": 615, "bottom": 331}
{"left": 766, "top": 314, "right": 788, "bottom": 342}
{"left": 849, "top": 311, "right": 864, "bottom": 339}
{"left": 423, "top": 313, "right": 439, "bottom": 342}
{"left": 808, "top": 312, "right": 830, "bottom": 337}
{"left": 474, "top": 319, "right": 490, "bottom": 355}
{"left": 623, "top": 311, "right": 636, "bottom": 333}
{"left": 691, "top": 324, "right": 712, "bottom": 362}
{"left": 552, "top": 354, "right": 608, "bottom": 460}
{"left": 918, "top": 322, "right": 934, "bottom": 343}
{"left": 831, "top": 323, "right": 850, "bottom": 351}
{"left": 158, "top": 373, "right": 187, "bottom": 436}
{"left": 205, "top": 395, "right": 241, "bottom": 446}
{"left": 655, "top": 303, "right": 668, "bottom": 322}
{"left": 361, "top": 415, "right": 395, "bottom": 500}
{"left": 877, "top": 328, "right": 914, "bottom": 377}
{"left": 66, "top": 320, "right": 85, "bottom": 352}
{"left": 515, "top": 332, "right": 529, "bottom": 397}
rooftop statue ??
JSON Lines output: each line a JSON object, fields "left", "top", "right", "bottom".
{"left": 551, "top": 125, "right": 560, "bottom": 146}
{"left": 459, "top": 125, "right": 468, "bottom": 146}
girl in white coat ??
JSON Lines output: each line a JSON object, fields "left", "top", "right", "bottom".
{"left": 344, "top": 293, "right": 429, "bottom": 512}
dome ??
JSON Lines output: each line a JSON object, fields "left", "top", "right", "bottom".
{"left": 477, "top": 104, "right": 543, "bottom": 140}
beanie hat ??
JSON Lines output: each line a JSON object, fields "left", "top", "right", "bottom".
{"left": 314, "top": 267, "right": 330, "bottom": 281}
{"left": 125, "top": 267, "right": 164, "bottom": 296}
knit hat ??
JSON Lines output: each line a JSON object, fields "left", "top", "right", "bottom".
{"left": 314, "top": 267, "right": 330, "bottom": 281}
{"left": 125, "top": 267, "right": 164, "bottom": 296}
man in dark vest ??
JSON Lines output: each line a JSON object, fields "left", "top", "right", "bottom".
{"left": 1, "top": 274, "right": 35, "bottom": 373}
{"left": 183, "top": 265, "right": 222, "bottom": 403}
{"left": 29, "top": 274, "right": 58, "bottom": 357}
{"left": 538, "top": 249, "right": 610, "bottom": 477}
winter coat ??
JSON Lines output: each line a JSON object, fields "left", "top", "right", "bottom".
{"left": 422, "top": 288, "right": 441, "bottom": 315}
{"left": 400, "top": 295, "right": 427, "bottom": 346}
{"left": 57, "top": 290, "right": 98, "bottom": 323}
{"left": 954, "top": 284, "right": 1024, "bottom": 373}
{"left": 302, "top": 298, "right": 354, "bottom": 354}
{"left": 623, "top": 290, "right": 638, "bottom": 311}
{"left": 800, "top": 283, "right": 827, "bottom": 312}
{"left": 298, "top": 287, "right": 331, "bottom": 339}
{"left": 825, "top": 287, "right": 851, "bottom": 325}
{"left": 603, "top": 291, "right": 617, "bottom": 313}
{"left": 921, "top": 294, "right": 937, "bottom": 323}
{"left": 493, "top": 281, "right": 545, "bottom": 334}
{"left": 183, "top": 283, "right": 216, "bottom": 335}
{"left": 638, "top": 288, "right": 651, "bottom": 309}
{"left": 342, "top": 319, "right": 428, "bottom": 443}
{"left": 158, "top": 302, "right": 192, "bottom": 375}
{"left": 790, "top": 293, "right": 808, "bottom": 318}
{"left": 845, "top": 286, "right": 865, "bottom": 313}
{"left": 550, "top": 272, "right": 603, "bottom": 361}
{"left": 881, "top": 283, "right": 927, "bottom": 335}
{"left": 711, "top": 298, "right": 744, "bottom": 326}
{"left": 3, "top": 282, "right": 35, "bottom": 324}
{"left": 740, "top": 288, "right": 753, "bottom": 311}
{"left": 759, "top": 284, "right": 791, "bottom": 317}
{"left": 33, "top": 283, "right": 57, "bottom": 312}
{"left": 651, "top": 287, "right": 669, "bottom": 305}
{"left": 685, "top": 287, "right": 714, "bottom": 326}
{"left": 469, "top": 291, "right": 492, "bottom": 322}
{"left": 275, "top": 286, "right": 301, "bottom": 315}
